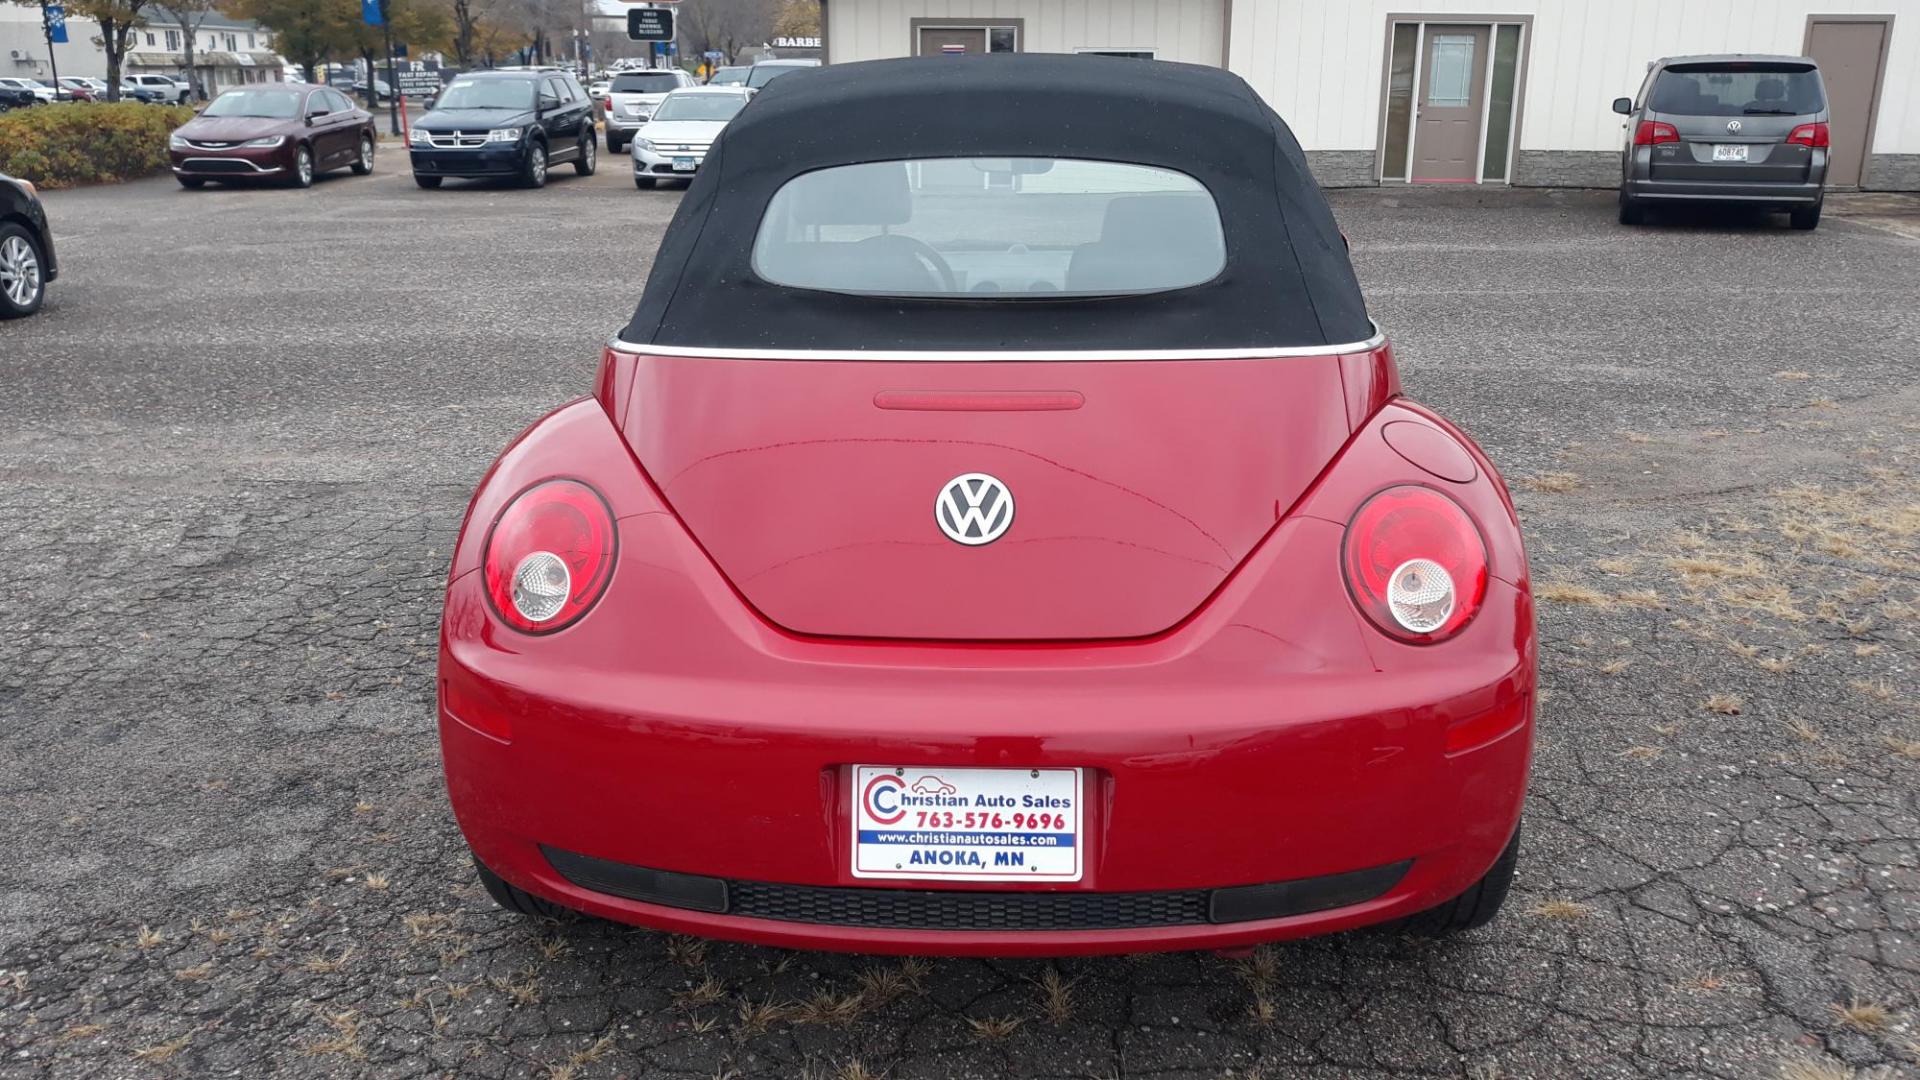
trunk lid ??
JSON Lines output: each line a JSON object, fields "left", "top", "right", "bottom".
{"left": 616, "top": 350, "right": 1360, "bottom": 641}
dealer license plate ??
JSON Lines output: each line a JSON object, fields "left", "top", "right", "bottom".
{"left": 851, "top": 766, "right": 1083, "bottom": 881}
{"left": 1712, "top": 144, "right": 1749, "bottom": 162}
{"left": 672, "top": 157, "right": 697, "bottom": 172}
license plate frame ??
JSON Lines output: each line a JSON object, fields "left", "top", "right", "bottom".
{"left": 671, "top": 156, "right": 697, "bottom": 172}
{"left": 1712, "top": 143, "right": 1749, "bottom": 162}
{"left": 850, "top": 766, "right": 1083, "bottom": 882}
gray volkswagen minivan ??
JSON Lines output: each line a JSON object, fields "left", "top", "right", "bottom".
{"left": 1613, "top": 55, "right": 1830, "bottom": 229}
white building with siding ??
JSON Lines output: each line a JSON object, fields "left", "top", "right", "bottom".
{"left": 821, "top": 0, "right": 1920, "bottom": 190}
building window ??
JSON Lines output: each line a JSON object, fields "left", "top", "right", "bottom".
{"left": 225, "top": 33, "right": 237, "bottom": 51}
{"left": 247, "top": 33, "right": 256, "bottom": 49}
{"left": 1380, "top": 24, "right": 1417, "bottom": 180}
{"left": 147, "top": 31, "right": 158, "bottom": 47}
{"left": 1481, "top": 24, "right": 1523, "bottom": 181}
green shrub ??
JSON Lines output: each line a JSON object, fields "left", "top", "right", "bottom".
{"left": 0, "top": 102, "right": 197, "bottom": 189}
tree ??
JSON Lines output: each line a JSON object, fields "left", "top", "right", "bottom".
{"left": 152, "top": 0, "right": 219, "bottom": 99}
{"left": 677, "top": 0, "right": 774, "bottom": 66}
{"left": 771, "top": 0, "right": 814, "bottom": 39}
{"left": 64, "top": 0, "right": 160, "bottom": 99}
{"left": 222, "top": 0, "right": 358, "bottom": 83}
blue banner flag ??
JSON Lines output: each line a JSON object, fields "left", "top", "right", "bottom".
{"left": 45, "top": 2, "right": 68, "bottom": 43}
{"left": 361, "top": 0, "right": 382, "bottom": 26}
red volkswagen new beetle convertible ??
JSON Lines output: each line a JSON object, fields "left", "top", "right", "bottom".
{"left": 438, "top": 55, "right": 1535, "bottom": 955}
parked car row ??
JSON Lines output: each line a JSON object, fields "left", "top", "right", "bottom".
{"left": 0, "top": 74, "right": 192, "bottom": 107}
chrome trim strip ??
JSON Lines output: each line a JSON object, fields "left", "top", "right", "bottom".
{"left": 177, "top": 158, "right": 283, "bottom": 173}
{"left": 609, "top": 324, "right": 1385, "bottom": 362}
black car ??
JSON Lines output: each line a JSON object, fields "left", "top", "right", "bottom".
{"left": 407, "top": 68, "right": 597, "bottom": 189}
{"left": 0, "top": 83, "right": 38, "bottom": 110}
{"left": 1, "top": 172, "right": 57, "bottom": 318}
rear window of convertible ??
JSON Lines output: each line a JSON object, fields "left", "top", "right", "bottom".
{"left": 750, "top": 158, "right": 1227, "bottom": 299}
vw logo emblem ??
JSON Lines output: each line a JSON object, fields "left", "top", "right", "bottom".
{"left": 1726, "top": 119, "right": 1742, "bottom": 134}
{"left": 935, "top": 473, "right": 1014, "bottom": 546}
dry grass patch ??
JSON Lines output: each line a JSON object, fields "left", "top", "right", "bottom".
{"left": 1247, "top": 993, "right": 1277, "bottom": 1025}
{"left": 302, "top": 1011, "right": 367, "bottom": 1060}
{"left": 1524, "top": 472, "right": 1582, "bottom": 494}
{"left": 737, "top": 996, "right": 792, "bottom": 1034}
{"left": 1600, "top": 658, "right": 1632, "bottom": 676}
{"left": 403, "top": 911, "right": 453, "bottom": 941}
{"left": 1667, "top": 553, "right": 1765, "bottom": 585}
{"left": 1703, "top": 693, "right": 1744, "bottom": 716}
{"left": 135, "top": 924, "right": 164, "bottom": 950}
{"left": 966, "top": 1014, "right": 1023, "bottom": 1040}
{"left": 1536, "top": 581, "right": 1611, "bottom": 606}
{"left": 834, "top": 1060, "right": 885, "bottom": 1080}
{"left": 1530, "top": 899, "right": 1593, "bottom": 920}
{"left": 1830, "top": 997, "right": 1891, "bottom": 1032}
{"left": 1777, "top": 1053, "right": 1853, "bottom": 1080}
{"left": 1232, "top": 944, "right": 1282, "bottom": 990}
{"left": 854, "top": 965, "right": 911, "bottom": 1007}
{"left": 792, "top": 987, "right": 866, "bottom": 1026}
{"left": 1619, "top": 745, "right": 1663, "bottom": 762}
{"left": 665, "top": 934, "right": 709, "bottom": 969}
{"left": 298, "top": 947, "right": 352, "bottom": 975}
{"left": 1885, "top": 736, "right": 1920, "bottom": 761}
{"left": 1784, "top": 718, "right": 1822, "bottom": 743}
{"left": 1757, "top": 657, "right": 1793, "bottom": 674}
{"left": 133, "top": 1034, "right": 192, "bottom": 1062}
{"left": 1850, "top": 678, "right": 1896, "bottom": 703}
{"left": 488, "top": 966, "right": 542, "bottom": 1007}
{"left": 1593, "top": 557, "right": 1637, "bottom": 576}
{"left": 1774, "top": 371, "right": 1813, "bottom": 380}
{"left": 58, "top": 1023, "right": 106, "bottom": 1043}
{"left": 670, "top": 973, "right": 728, "bottom": 1012}
{"left": 1034, "top": 968, "right": 1076, "bottom": 1024}
{"left": 174, "top": 962, "right": 213, "bottom": 982}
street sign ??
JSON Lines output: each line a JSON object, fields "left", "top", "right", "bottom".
{"left": 627, "top": 7, "right": 673, "bottom": 41}
{"left": 44, "top": 2, "right": 67, "bottom": 43}
{"left": 703, "top": 50, "right": 724, "bottom": 61}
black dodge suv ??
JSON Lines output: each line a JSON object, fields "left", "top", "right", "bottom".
{"left": 408, "top": 68, "right": 597, "bottom": 189}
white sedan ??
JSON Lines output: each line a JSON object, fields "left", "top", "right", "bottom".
{"left": 630, "top": 86, "right": 750, "bottom": 190}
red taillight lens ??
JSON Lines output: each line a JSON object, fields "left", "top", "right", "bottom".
{"left": 482, "top": 479, "right": 618, "bottom": 634}
{"left": 1634, "top": 120, "right": 1680, "bottom": 146}
{"left": 1342, "top": 486, "right": 1488, "bottom": 643}
{"left": 1787, "top": 122, "right": 1829, "bottom": 148}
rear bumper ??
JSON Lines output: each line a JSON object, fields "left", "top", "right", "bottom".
{"left": 409, "top": 146, "right": 524, "bottom": 177}
{"left": 440, "top": 502, "right": 1535, "bottom": 955}
{"left": 1627, "top": 177, "right": 1824, "bottom": 205}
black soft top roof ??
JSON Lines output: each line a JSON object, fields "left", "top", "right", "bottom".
{"left": 623, "top": 54, "right": 1372, "bottom": 352}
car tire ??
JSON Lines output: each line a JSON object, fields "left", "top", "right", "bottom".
{"left": 289, "top": 145, "right": 314, "bottom": 189}
{"left": 574, "top": 133, "right": 596, "bottom": 176}
{"left": 177, "top": 176, "right": 205, "bottom": 189}
{"left": 1389, "top": 821, "right": 1521, "bottom": 936}
{"left": 521, "top": 142, "right": 548, "bottom": 189}
{"left": 350, "top": 133, "right": 374, "bottom": 175}
{"left": 1617, "top": 190, "right": 1645, "bottom": 226}
{"left": 1789, "top": 201, "right": 1822, "bottom": 231}
{"left": 413, "top": 174, "right": 443, "bottom": 189}
{"left": 473, "top": 857, "right": 570, "bottom": 920}
{"left": 635, "top": 175, "right": 656, "bottom": 190}
{"left": 0, "top": 222, "right": 48, "bottom": 319}
{"left": 606, "top": 133, "right": 624, "bottom": 154}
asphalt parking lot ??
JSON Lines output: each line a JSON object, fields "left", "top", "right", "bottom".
{"left": 1, "top": 162, "right": 1916, "bottom": 1080}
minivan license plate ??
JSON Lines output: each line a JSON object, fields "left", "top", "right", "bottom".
{"left": 851, "top": 766, "right": 1083, "bottom": 881}
{"left": 1712, "top": 144, "right": 1749, "bottom": 162}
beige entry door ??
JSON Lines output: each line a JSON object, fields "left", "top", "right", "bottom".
{"left": 1805, "top": 18, "right": 1890, "bottom": 188}
{"left": 917, "top": 27, "right": 987, "bottom": 56}
{"left": 1411, "top": 25, "right": 1489, "bottom": 182}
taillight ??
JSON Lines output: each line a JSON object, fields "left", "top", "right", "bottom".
{"left": 482, "top": 479, "right": 618, "bottom": 634}
{"left": 1634, "top": 120, "right": 1680, "bottom": 146}
{"left": 1787, "top": 122, "right": 1829, "bottom": 148}
{"left": 1342, "top": 486, "right": 1488, "bottom": 643}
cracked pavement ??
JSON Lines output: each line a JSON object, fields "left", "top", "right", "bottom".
{"left": 0, "top": 169, "right": 1916, "bottom": 1079}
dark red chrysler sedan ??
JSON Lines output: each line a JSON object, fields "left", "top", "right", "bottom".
{"left": 438, "top": 55, "right": 1535, "bottom": 956}
{"left": 169, "top": 85, "right": 375, "bottom": 189}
